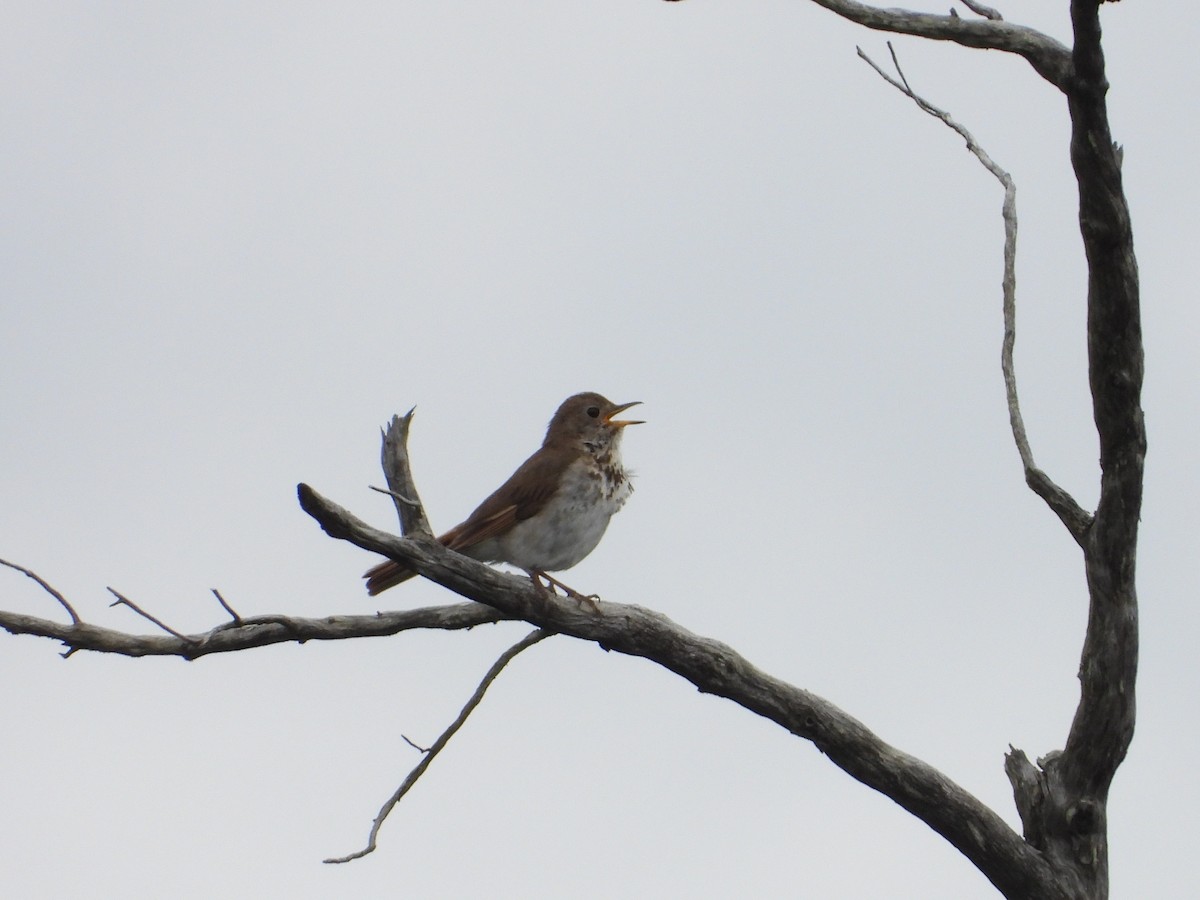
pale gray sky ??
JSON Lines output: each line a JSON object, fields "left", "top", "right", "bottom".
{"left": 2, "top": 3, "right": 1195, "bottom": 898}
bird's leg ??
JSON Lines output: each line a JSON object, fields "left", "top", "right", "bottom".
{"left": 527, "top": 570, "right": 551, "bottom": 594}
{"left": 530, "top": 570, "right": 601, "bottom": 612}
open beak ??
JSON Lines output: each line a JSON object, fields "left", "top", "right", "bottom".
{"left": 603, "top": 401, "right": 645, "bottom": 428}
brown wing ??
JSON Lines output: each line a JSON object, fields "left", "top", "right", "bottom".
{"left": 441, "top": 445, "right": 571, "bottom": 551}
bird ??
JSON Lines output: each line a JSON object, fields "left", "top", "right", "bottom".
{"left": 363, "top": 392, "right": 643, "bottom": 599}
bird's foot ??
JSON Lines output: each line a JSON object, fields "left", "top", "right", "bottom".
{"left": 529, "top": 571, "right": 601, "bottom": 612}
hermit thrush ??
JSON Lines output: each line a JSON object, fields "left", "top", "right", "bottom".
{"left": 363, "top": 392, "right": 643, "bottom": 598}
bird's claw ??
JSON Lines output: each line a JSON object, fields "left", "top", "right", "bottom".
{"left": 529, "top": 571, "right": 602, "bottom": 612}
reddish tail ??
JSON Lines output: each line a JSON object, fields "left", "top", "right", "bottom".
{"left": 363, "top": 559, "right": 417, "bottom": 596}
{"left": 363, "top": 522, "right": 471, "bottom": 595}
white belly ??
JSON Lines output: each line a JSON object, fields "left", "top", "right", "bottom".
{"left": 491, "top": 458, "right": 633, "bottom": 573}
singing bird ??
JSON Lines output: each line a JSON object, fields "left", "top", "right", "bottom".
{"left": 363, "top": 392, "right": 643, "bottom": 598}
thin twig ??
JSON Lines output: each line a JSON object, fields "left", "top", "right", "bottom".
{"left": 106, "top": 587, "right": 194, "bottom": 642}
{"left": 211, "top": 588, "right": 241, "bottom": 623}
{"left": 0, "top": 558, "right": 81, "bottom": 624}
{"left": 324, "top": 628, "right": 553, "bottom": 864}
{"left": 888, "top": 43, "right": 916, "bottom": 94}
{"left": 401, "top": 734, "right": 430, "bottom": 754}
{"left": 369, "top": 485, "right": 420, "bottom": 506}
{"left": 959, "top": 0, "right": 1003, "bottom": 21}
{"left": 857, "top": 42, "right": 1092, "bottom": 545}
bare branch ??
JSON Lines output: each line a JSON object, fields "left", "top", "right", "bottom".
{"left": 857, "top": 43, "right": 1093, "bottom": 545}
{"left": 211, "top": 588, "right": 241, "bottom": 623}
{"left": 0, "top": 557, "right": 81, "bottom": 624}
{"left": 106, "top": 587, "right": 194, "bottom": 642}
{"left": 0, "top": 592, "right": 516, "bottom": 659}
{"left": 810, "top": 1, "right": 1070, "bottom": 88}
{"left": 325, "top": 628, "right": 552, "bottom": 864}
{"left": 665, "top": 0, "right": 1068, "bottom": 85}
{"left": 379, "top": 408, "right": 433, "bottom": 537}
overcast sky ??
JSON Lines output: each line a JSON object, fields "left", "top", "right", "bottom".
{"left": 2, "top": 2, "right": 1195, "bottom": 898}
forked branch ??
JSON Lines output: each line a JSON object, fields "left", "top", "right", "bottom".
{"left": 0, "top": 584, "right": 515, "bottom": 659}
{"left": 296, "top": 418, "right": 1062, "bottom": 899}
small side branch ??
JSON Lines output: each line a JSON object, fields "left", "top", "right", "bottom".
{"left": 325, "top": 628, "right": 552, "bottom": 864}
{"left": 858, "top": 43, "right": 1092, "bottom": 546}
{"left": 378, "top": 408, "right": 432, "bottom": 537}
{"left": 107, "top": 587, "right": 194, "bottom": 643}
{"left": 211, "top": 588, "right": 242, "bottom": 623}
{"left": 0, "top": 557, "right": 81, "bottom": 625}
{"left": 401, "top": 734, "right": 430, "bottom": 753}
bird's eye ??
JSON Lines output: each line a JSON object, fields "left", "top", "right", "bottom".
{"left": 586, "top": 406, "right": 600, "bottom": 418}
